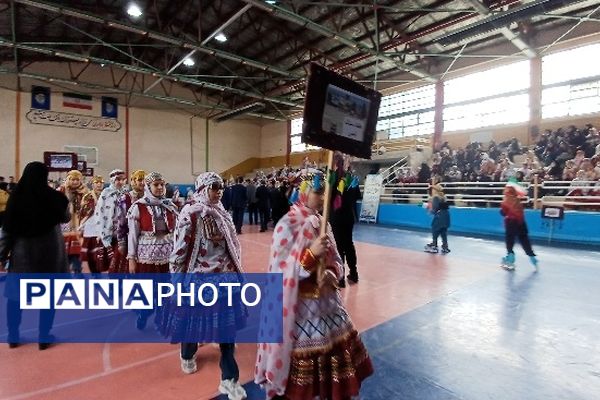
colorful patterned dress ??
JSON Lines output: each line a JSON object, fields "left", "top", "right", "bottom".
{"left": 95, "top": 185, "right": 128, "bottom": 273}
{"left": 79, "top": 189, "right": 102, "bottom": 271}
{"left": 58, "top": 183, "right": 88, "bottom": 260}
{"left": 158, "top": 173, "right": 246, "bottom": 343}
{"left": 255, "top": 203, "right": 373, "bottom": 400}
{"left": 126, "top": 200, "right": 177, "bottom": 273}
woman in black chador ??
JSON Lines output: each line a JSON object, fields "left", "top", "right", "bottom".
{"left": 0, "top": 162, "right": 70, "bottom": 350}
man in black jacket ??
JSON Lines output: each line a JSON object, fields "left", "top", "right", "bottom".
{"left": 330, "top": 178, "right": 362, "bottom": 287}
{"left": 230, "top": 177, "right": 247, "bottom": 234}
{"left": 255, "top": 180, "right": 270, "bottom": 232}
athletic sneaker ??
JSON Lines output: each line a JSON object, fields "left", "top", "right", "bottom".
{"left": 441, "top": 247, "right": 451, "bottom": 254}
{"left": 424, "top": 243, "right": 438, "bottom": 253}
{"left": 219, "top": 379, "right": 247, "bottom": 400}
{"left": 180, "top": 356, "right": 197, "bottom": 374}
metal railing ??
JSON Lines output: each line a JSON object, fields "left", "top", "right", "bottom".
{"left": 379, "top": 157, "right": 408, "bottom": 182}
{"left": 362, "top": 177, "right": 600, "bottom": 210}
{"left": 371, "top": 136, "right": 431, "bottom": 154}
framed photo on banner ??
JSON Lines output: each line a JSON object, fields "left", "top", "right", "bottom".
{"left": 301, "top": 63, "right": 382, "bottom": 159}
{"left": 43, "top": 151, "right": 78, "bottom": 172}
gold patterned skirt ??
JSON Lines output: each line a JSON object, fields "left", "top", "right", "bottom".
{"left": 284, "top": 293, "right": 373, "bottom": 399}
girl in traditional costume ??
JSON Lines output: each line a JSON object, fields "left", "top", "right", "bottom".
{"left": 116, "top": 170, "right": 146, "bottom": 257}
{"left": 58, "top": 170, "right": 88, "bottom": 273}
{"left": 165, "top": 172, "right": 247, "bottom": 400}
{"left": 79, "top": 176, "right": 105, "bottom": 273}
{"left": 95, "top": 169, "right": 127, "bottom": 273}
{"left": 126, "top": 172, "right": 178, "bottom": 274}
{"left": 126, "top": 172, "right": 178, "bottom": 329}
{"left": 255, "top": 173, "right": 373, "bottom": 400}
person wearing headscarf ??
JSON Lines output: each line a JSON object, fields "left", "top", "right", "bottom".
{"left": 95, "top": 169, "right": 127, "bottom": 273}
{"left": 165, "top": 172, "right": 247, "bottom": 400}
{"left": 126, "top": 172, "right": 178, "bottom": 274}
{"left": 79, "top": 176, "right": 105, "bottom": 273}
{"left": 255, "top": 172, "right": 373, "bottom": 400}
{"left": 0, "top": 162, "right": 70, "bottom": 349}
{"left": 116, "top": 170, "right": 146, "bottom": 254}
{"left": 126, "top": 172, "right": 178, "bottom": 329}
{"left": 57, "top": 170, "right": 89, "bottom": 273}
{"left": 500, "top": 178, "right": 538, "bottom": 269}
{"left": 424, "top": 175, "right": 451, "bottom": 254}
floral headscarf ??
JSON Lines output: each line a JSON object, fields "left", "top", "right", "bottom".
{"left": 64, "top": 170, "right": 87, "bottom": 195}
{"left": 178, "top": 172, "right": 243, "bottom": 272}
{"left": 96, "top": 169, "right": 126, "bottom": 247}
{"left": 130, "top": 171, "right": 179, "bottom": 214}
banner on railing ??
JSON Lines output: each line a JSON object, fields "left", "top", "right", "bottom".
{"left": 359, "top": 174, "right": 384, "bottom": 223}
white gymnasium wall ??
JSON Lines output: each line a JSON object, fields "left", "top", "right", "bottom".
{"left": 0, "top": 88, "right": 17, "bottom": 179}
{"left": 260, "top": 121, "right": 287, "bottom": 158}
{"left": 0, "top": 87, "right": 263, "bottom": 183}
{"left": 208, "top": 119, "right": 262, "bottom": 173}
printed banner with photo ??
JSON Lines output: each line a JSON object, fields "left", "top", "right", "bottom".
{"left": 322, "top": 84, "right": 370, "bottom": 142}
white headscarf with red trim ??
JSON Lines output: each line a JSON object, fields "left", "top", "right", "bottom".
{"left": 178, "top": 172, "right": 243, "bottom": 272}
{"left": 254, "top": 180, "right": 342, "bottom": 399}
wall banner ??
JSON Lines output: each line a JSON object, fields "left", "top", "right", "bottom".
{"left": 26, "top": 109, "right": 121, "bottom": 132}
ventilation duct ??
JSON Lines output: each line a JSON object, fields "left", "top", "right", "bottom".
{"left": 213, "top": 102, "right": 266, "bottom": 122}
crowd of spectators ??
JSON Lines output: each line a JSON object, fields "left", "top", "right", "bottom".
{"left": 383, "top": 124, "right": 600, "bottom": 208}
{"left": 385, "top": 124, "right": 600, "bottom": 186}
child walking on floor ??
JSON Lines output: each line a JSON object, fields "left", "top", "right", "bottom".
{"left": 424, "top": 176, "right": 451, "bottom": 254}
{"left": 500, "top": 179, "right": 538, "bottom": 270}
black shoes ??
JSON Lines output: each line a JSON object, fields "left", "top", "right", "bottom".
{"left": 7, "top": 334, "right": 56, "bottom": 350}
{"left": 38, "top": 342, "right": 51, "bottom": 350}
{"left": 38, "top": 334, "right": 56, "bottom": 350}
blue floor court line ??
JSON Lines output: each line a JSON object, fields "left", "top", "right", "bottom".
{"left": 218, "top": 225, "right": 600, "bottom": 400}
{"left": 352, "top": 223, "right": 600, "bottom": 267}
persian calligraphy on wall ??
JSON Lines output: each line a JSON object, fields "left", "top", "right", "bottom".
{"left": 26, "top": 109, "right": 121, "bottom": 132}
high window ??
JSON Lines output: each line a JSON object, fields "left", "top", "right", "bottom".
{"left": 376, "top": 85, "right": 435, "bottom": 139}
{"left": 541, "top": 43, "right": 600, "bottom": 119}
{"left": 443, "top": 60, "right": 530, "bottom": 131}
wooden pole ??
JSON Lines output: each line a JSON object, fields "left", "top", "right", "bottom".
{"left": 318, "top": 150, "right": 335, "bottom": 284}
{"left": 320, "top": 150, "right": 335, "bottom": 237}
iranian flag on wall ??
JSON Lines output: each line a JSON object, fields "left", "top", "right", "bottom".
{"left": 63, "top": 92, "right": 92, "bottom": 110}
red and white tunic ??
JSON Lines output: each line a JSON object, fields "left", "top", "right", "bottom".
{"left": 58, "top": 185, "right": 88, "bottom": 256}
{"left": 127, "top": 202, "right": 176, "bottom": 273}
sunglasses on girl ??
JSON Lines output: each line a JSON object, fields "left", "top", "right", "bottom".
{"left": 209, "top": 182, "right": 224, "bottom": 191}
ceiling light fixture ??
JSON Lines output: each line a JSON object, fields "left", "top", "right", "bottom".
{"left": 183, "top": 57, "right": 195, "bottom": 67}
{"left": 127, "top": 3, "right": 142, "bottom": 18}
{"left": 215, "top": 33, "right": 228, "bottom": 43}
